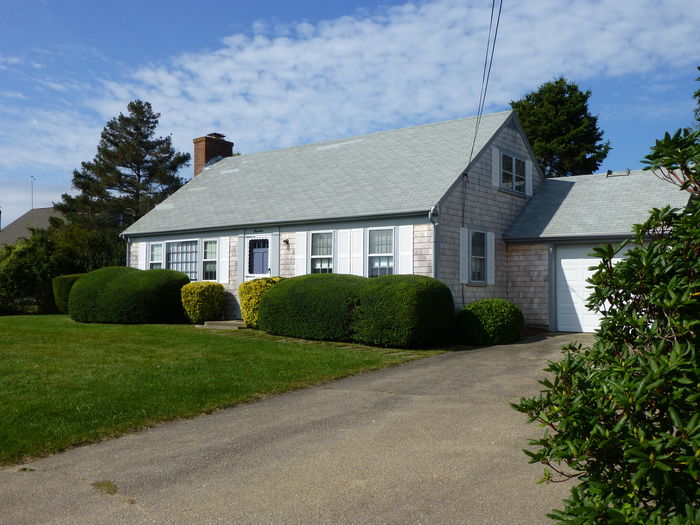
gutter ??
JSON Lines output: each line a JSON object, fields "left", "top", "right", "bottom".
{"left": 120, "top": 209, "right": 431, "bottom": 240}
{"left": 503, "top": 232, "right": 633, "bottom": 244}
{"left": 429, "top": 204, "right": 440, "bottom": 278}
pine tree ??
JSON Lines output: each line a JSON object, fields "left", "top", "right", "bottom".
{"left": 56, "top": 99, "right": 189, "bottom": 229}
{"left": 54, "top": 100, "right": 189, "bottom": 265}
{"left": 511, "top": 77, "right": 611, "bottom": 177}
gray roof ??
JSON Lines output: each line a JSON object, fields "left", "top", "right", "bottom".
{"left": 123, "top": 111, "right": 515, "bottom": 236}
{"left": 505, "top": 170, "right": 692, "bottom": 241}
{"left": 0, "top": 207, "right": 61, "bottom": 246}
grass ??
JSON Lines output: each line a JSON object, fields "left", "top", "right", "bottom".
{"left": 0, "top": 315, "right": 442, "bottom": 466}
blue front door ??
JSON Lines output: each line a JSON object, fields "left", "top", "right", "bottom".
{"left": 249, "top": 239, "right": 269, "bottom": 275}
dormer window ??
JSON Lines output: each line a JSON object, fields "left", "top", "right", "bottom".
{"left": 501, "top": 152, "right": 526, "bottom": 193}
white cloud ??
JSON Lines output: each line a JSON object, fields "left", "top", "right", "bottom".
{"left": 91, "top": 0, "right": 699, "bottom": 158}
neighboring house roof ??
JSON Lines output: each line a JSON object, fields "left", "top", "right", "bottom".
{"left": 0, "top": 207, "right": 61, "bottom": 247}
{"left": 505, "top": 170, "right": 692, "bottom": 242}
{"left": 123, "top": 111, "right": 522, "bottom": 236}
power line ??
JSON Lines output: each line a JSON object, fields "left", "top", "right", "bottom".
{"left": 461, "top": 0, "right": 503, "bottom": 306}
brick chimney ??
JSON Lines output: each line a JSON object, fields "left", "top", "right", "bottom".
{"left": 192, "top": 133, "right": 234, "bottom": 176}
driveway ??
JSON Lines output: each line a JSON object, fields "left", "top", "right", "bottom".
{"left": 0, "top": 333, "right": 593, "bottom": 524}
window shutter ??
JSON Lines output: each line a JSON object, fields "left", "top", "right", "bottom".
{"left": 138, "top": 243, "right": 147, "bottom": 270}
{"left": 525, "top": 160, "right": 533, "bottom": 196}
{"left": 350, "top": 228, "right": 364, "bottom": 276}
{"left": 269, "top": 232, "right": 280, "bottom": 276}
{"left": 459, "top": 228, "right": 469, "bottom": 283}
{"left": 337, "top": 229, "right": 351, "bottom": 274}
{"left": 295, "top": 232, "right": 307, "bottom": 276}
{"left": 486, "top": 231, "right": 496, "bottom": 285}
{"left": 218, "top": 237, "right": 230, "bottom": 284}
{"left": 491, "top": 147, "right": 500, "bottom": 187}
{"left": 397, "top": 225, "right": 413, "bottom": 274}
{"left": 237, "top": 234, "right": 245, "bottom": 284}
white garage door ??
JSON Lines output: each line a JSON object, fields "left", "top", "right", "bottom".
{"left": 555, "top": 244, "right": 627, "bottom": 332}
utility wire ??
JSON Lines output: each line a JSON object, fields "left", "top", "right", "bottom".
{"left": 461, "top": 0, "right": 503, "bottom": 306}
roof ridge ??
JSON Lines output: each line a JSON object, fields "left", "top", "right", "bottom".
{"left": 215, "top": 110, "right": 513, "bottom": 162}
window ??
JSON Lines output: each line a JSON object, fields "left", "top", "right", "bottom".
{"left": 166, "top": 241, "right": 198, "bottom": 280}
{"left": 202, "top": 240, "right": 217, "bottom": 280}
{"left": 149, "top": 243, "right": 163, "bottom": 269}
{"left": 248, "top": 238, "right": 269, "bottom": 275}
{"left": 311, "top": 232, "right": 333, "bottom": 273}
{"left": 470, "top": 231, "right": 486, "bottom": 283}
{"left": 460, "top": 227, "right": 494, "bottom": 285}
{"left": 368, "top": 229, "right": 394, "bottom": 277}
{"left": 501, "top": 152, "right": 526, "bottom": 193}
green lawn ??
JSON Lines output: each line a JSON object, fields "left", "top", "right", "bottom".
{"left": 0, "top": 315, "right": 440, "bottom": 465}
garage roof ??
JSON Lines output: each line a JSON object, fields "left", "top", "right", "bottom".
{"left": 505, "top": 170, "right": 692, "bottom": 241}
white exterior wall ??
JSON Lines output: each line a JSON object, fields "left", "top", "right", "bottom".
{"left": 438, "top": 125, "right": 544, "bottom": 318}
{"left": 128, "top": 217, "right": 434, "bottom": 320}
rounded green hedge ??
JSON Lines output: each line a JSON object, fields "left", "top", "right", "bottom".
{"left": 455, "top": 298, "right": 524, "bottom": 346}
{"left": 238, "top": 277, "right": 283, "bottom": 329}
{"left": 181, "top": 281, "right": 225, "bottom": 324}
{"left": 258, "top": 273, "right": 366, "bottom": 342}
{"left": 52, "top": 273, "right": 86, "bottom": 314}
{"left": 68, "top": 266, "right": 190, "bottom": 324}
{"left": 353, "top": 274, "right": 455, "bottom": 347}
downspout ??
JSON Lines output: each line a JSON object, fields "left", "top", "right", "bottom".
{"left": 429, "top": 205, "right": 440, "bottom": 279}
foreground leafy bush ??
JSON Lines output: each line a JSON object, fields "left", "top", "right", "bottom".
{"left": 69, "top": 266, "right": 190, "bottom": 324}
{"left": 52, "top": 273, "right": 85, "bottom": 313}
{"left": 513, "top": 199, "right": 700, "bottom": 524}
{"left": 258, "top": 274, "right": 365, "bottom": 342}
{"left": 238, "top": 277, "right": 283, "bottom": 328}
{"left": 455, "top": 298, "right": 524, "bottom": 345}
{"left": 181, "top": 281, "right": 225, "bottom": 324}
{"left": 352, "top": 274, "right": 454, "bottom": 347}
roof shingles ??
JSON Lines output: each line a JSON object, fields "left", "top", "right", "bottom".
{"left": 123, "top": 111, "right": 513, "bottom": 236}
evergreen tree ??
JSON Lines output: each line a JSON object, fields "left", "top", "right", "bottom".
{"left": 55, "top": 100, "right": 190, "bottom": 251}
{"left": 511, "top": 77, "right": 611, "bottom": 177}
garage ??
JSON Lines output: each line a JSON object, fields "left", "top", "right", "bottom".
{"left": 554, "top": 244, "right": 603, "bottom": 332}
{"left": 554, "top": 243, "right": 630, "bottom": 332}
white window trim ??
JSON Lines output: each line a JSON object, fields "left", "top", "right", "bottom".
{"left": 469, "top": 228, "right": 487, "bottom": 285}
{"left": 367, "top": 227, "right": 395, "bottom": 278}
{"left": 460, "top": 227, "right": 496, "bottom": 286}
{"left": 309, "top": 230, "right": 335, "bottom": 274}
{"left": 501, "top": 151, "right": 527, "bottom": 194}
{"left": 201, "top": 239, "right": 218, "bottom": 281}
{"left": 149, "top": 242, "right": 163, "bottom": 270}
{"left": 164, "top": 238, "right": 200, "bottom": 281}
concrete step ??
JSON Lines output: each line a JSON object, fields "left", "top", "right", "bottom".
{"left": 201, "top": 320, "right": 247, "bottom": 330}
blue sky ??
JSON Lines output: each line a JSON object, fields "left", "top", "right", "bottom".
{"left": 1, "top": 0, "right": 698, "bottom": 226}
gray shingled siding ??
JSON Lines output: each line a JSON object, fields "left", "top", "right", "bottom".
{"left": 413, "top": 224, "right": 433, "bottom": 277}
{"left": 128, "top": 242, "right": 139, "bottom": 268}
{"left": 439, "top": 126, "right": 543, "bottom": 314}
{"left": 280, "top": 233, "right": 296, "bottom": 278}
{"left": 223, "top": 236, "right": 240, "bottom": 319}
{"left": 506, "top": 243, "right": 549, "bottom": 327}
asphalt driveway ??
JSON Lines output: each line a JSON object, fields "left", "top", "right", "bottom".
{"left": 0, "top": 332, "right": 593, "bottom": 524}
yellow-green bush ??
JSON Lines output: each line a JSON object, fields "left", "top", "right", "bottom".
{"left": 181, "top": 281, "right": 225, "bottom": 324}
{"left": 238, "top": 277, "right": 283, "bottom": 328}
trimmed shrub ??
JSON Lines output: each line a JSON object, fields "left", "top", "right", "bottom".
{"left": 258, "top": 274, "right": 366, "bottom": 341}
{"left": 52, "top": 273, "right": 85, "bottom": 314}
{"left": 181, "top": 281, "right": 225, "bottom": 324}
{"left": 238, "top": 277, "right": 283, "bottom": 328}
{"left": 69, "top": 266, "right": 190, "bottom": 324}
{"left": 456, "top": 298, "right": 524, "bottom": 345}
{"left": 353, "top": 274, "right": 455, "bottom": 347}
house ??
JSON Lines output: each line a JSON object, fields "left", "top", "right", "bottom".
{"left": 0, "top": 207, "right": 62, "bottom": 247}
{"left": 121, "top": 110, "right": 690, "bottom": 332}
